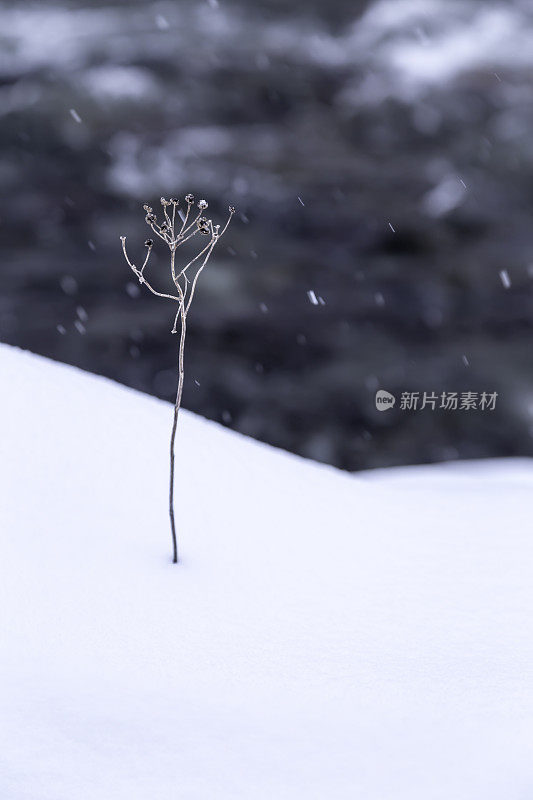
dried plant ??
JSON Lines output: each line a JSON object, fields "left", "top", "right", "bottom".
{"left": 120, "top": 195, "right": 235, "bottom": 563}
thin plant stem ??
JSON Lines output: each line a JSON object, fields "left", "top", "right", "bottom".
{"left": 169, "top": 258, "right": 186, "bottom": 563}
{"left": 120, "top": 196, "right": 235, "bottom": 563}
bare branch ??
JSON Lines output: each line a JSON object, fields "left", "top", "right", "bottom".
{"left": 121, "top": 236, "right": 180, "bottom": 302}
{"left": 120, "top": 194, "right": 235, "bottom": 564}
{"left": 140, "top": 245, "right": 152, "bottom": 275}
{"left": 174, "top": 237, "right": 217, "bottom": 284}
{"left": 120, "top": 236, "right": 135, "bottom": 270}
{"left": 150, "top": 222, "right": 170, "bottom": 244}
{"left": 161, "top": 199, "right": 173, "bottom": 230}
{"left": 219, "top": 207, "right": 235, "bottom": 237}
{"left": 178, "top": 202, "right": 192, "bottom": 235}
{"left": 175, "top": 226, "right": 200, "bottom": 249}
{"left": 178, "top": 212, "right": 202, "bottom": 240}
{"left": 139, "top": 275, "right": 181, "bottom": 304}
{"left": 185, "top": 239, "right": 218, "bottom": 315}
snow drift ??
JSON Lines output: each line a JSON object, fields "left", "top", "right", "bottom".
{"left": 1, "top": 343, "right": 533, "bottom": 799}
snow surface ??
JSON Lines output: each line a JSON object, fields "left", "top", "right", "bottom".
{"left": 2, "top": 343, "right": 533, "bottom": 799}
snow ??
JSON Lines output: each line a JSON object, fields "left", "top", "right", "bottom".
{"left": 500, "top": 269, "right": 512, "bottom": 289}
{"left": 423, "top": 175, "right": 467, "bottom": 217}
{"left": 2, "top": 342, "right": 533, "bottom": 799}
{"left": 339, "top": 1, "right": 533, "bottom": 105}
{"left": 356, "top": 1, "right": 523, "bottom": 85}
{"left": 82, "top": 65, "right": 159, "bottom": 102}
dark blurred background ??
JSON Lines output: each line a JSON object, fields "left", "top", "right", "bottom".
{"left": 2, "top": 0, "right": 533, "bottom": 470}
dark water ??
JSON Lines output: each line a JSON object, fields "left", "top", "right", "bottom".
{"left": 2, "top": 0, "right": 533, "bottom": 469}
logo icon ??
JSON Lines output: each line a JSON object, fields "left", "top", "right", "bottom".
{"left": 375, "top": 390, "right": 396, "bottom": 411}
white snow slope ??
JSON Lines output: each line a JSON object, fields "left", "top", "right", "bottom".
{"left": 2, "top": 343, "right": 533, "bottom": 799}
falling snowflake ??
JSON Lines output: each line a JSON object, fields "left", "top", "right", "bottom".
{"left": 499, "top": 270, "right": 511, "bottom": 289}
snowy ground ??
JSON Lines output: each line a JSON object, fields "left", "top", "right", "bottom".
{"left": 2, "top": 343, "right": 533, "bottom": 799}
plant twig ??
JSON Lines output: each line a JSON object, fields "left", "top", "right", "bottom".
{"left": 121, "top": 196, "right": 235, "bottom": 563}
